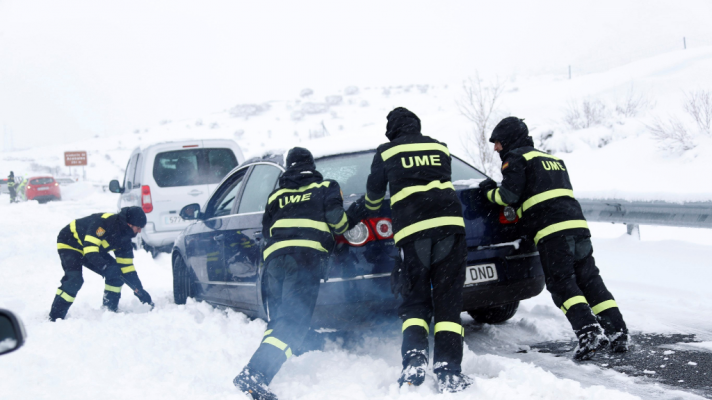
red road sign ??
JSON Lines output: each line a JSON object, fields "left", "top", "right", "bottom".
{"left": 64, "top": 151, "right": 87, "bottom": 166}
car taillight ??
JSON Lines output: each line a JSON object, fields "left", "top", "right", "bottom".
{"left": 141, "top": 185, "right": 153, "bottom": 213}
{"left": 499, "top": 206, "right": 518, "bottom": 224}
{"left": 55, "top": 183, "right": 59, "bottom": 186}
{"left": 337, "top": 217, "right": 394, "bottom": 246}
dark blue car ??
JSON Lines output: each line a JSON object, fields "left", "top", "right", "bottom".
{"left": 172, "top": 150, "right": 544, "bottom": 329}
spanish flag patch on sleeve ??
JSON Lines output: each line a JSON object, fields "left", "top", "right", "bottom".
{"left": 501, "top": 162, "right": 510, "bottom": 171}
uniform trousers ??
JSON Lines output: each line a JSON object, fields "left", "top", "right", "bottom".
{"left": 398, "top": 234, "right": 467, "bottom": 373}
{"left": 537, "top": 234, "right": 626, "bottom": 335}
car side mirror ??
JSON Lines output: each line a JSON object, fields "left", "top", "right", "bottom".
{"left": 180, "top": 203, "right": 202, "bottom": 220}
{"left": 0, "top": 309, "right": 26, "bottom": 356}
{"left": 109, "top": 180, "right": 124, "bottom": 194}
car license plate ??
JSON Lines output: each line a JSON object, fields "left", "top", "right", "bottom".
{"left": 38, "top": 187, "right": 49, "bottom": 191}
{"left": 164, "top": 215, "right": 185, "bottom": 224}
{"left": 464, "top": 263, "right": 498, "bottom": 286}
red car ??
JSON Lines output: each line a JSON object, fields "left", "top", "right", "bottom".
{"left": 25, "top": 176, "right": 61, "bottom": 203}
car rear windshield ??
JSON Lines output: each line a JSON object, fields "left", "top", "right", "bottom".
{"left": 30, "top": 178, "right": 54, "bottom": 185}
{"left": 314, "top": 151, "right": 486, "bottom": 199}
{"left": 153, "top": 148, "right": 238, "bottom": 188}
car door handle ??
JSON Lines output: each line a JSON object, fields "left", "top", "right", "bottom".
{"left": 214, "top": 234, "right": 225, "bottom": 241}
{"left": 188, "top": 190, "right": 203, "bottom": 196}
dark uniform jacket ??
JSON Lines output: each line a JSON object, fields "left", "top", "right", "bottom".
{"left": 366, "top": 131, "right": 465, "bottom": 246}
{"left": 262, "top": 168, "right": 350, "bottom": 265}
{"left": 487, "top": 145, "right": 589, "bottom": 245}
{"left": 57, "top": 212, "right": 144, "bottom": 289}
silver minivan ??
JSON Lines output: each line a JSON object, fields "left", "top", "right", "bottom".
{"left": 109, "top": 139, "right": 245, "bottom": 256}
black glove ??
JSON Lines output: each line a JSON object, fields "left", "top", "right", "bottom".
{"left": 346, "top": 196, "right": 369, "bottom": 225}
{"left": 479, "top": 178, "right": 498, "bottom": 193}
{"left": 134, "top": 288, "right": 154, "bottom": 308}
{"left": 101, "top": 263, "right": 121, "bottom": 281}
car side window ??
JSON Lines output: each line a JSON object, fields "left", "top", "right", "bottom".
{"left": 205, "top": 168, "right": 247, "bottom": 219}
{"left": 237, "top": 164, "right": 283, "bottom": 214}
{"left": 133, "top": 153, "right": 142, "bottom": 187}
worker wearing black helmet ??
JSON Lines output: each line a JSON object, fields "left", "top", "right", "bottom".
{"left": 49, "top": 206, "right": 154, "bottom": 321}
{"left": 480, "top": 117, "right": 629, "bottom": 360}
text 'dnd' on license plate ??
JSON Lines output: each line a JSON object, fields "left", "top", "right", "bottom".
{"left": 464, "top": 263, "right": 498, "bottom": 286}
{"left": 164, "top": 215, "right": 186, "bottom": 224}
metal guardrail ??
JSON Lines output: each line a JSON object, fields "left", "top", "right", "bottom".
{"left": 578, "top": 198, "right": 712, "bottom": 230}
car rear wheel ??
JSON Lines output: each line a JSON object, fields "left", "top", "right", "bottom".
{"left": 467, "top": 301, "right": 519, "bottom": 324}
{"left": 172, "top": 254, "right": 193, "bottom": 304}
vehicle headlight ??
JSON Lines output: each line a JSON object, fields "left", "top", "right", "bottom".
{"left": 343, "top": 222, "right": 369, "bottom": 245}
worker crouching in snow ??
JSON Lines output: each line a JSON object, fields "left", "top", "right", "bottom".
{"left": 233, "top": 147, "right": 358, "bottom": 400}
{"left": 49, "top": 206, "right": 154, "bottom": 321}
{"left": 480, "top": 117, "right": 629, "bottom": 360}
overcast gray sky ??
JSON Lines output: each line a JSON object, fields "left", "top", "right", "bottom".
{"left": 1, "top": 0, "right": 710, "bottom": 149}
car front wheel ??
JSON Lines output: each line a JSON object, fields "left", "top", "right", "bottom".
{"left": 172, "top": 254, "right": 193, "bottom": 304}
{"left": 467, "top": 301, "right": 519, "bottom": 324}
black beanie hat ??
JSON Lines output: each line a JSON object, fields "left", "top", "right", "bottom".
{"left": 490, "top": 117, "right": 528, "bottom": 145}
{"left": 286, "top": 147, "right": 315, "bottom": 170}
{"left": 120, "top": 206, "right": 147, "bottom": 228}
{"left": 385, "top": 107, "right": 421, "bottom": 141}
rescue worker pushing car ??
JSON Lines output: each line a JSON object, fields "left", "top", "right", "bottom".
{"left": 480, "top": 117, "right": 629, "bottom": 360}
{"left": 361, "top": 107, "right": 472, "bottom": 393}
{"left": 234, "top": 147, "right": 357, "bottom": 400}
{"left": 49, "top": 206, "right": 154, "bottom": 321}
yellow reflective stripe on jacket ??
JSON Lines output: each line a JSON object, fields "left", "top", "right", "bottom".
{"left": 102, "top": 213, "right": 114, "bottom": 219}
{"left": 84, "top": 235, "right": 101, "bottom": 246}
{"left": 329, "top": 212, "right": 348, "bottom": 234}
{"left": 522, "top": 151, "right": 560, "bottom": 161}
{"left": 70, "top": 220, "right": 82, "bottom": 246}
{"left": 56, "top": 289, "right": 75, "bottom": 302}
{"left": 268, "top": 181, "right": 331, "bottom": 204}
{"left": 402, "top": 318, "right": 429, "bottom": 334}
{"left": 391, "top": 181, "right": 455, "bottom": 206}
{"left": 263, "top": 240, "right": 328, "bottom": 260}
{"left": 262, "top": 336, "right": 293, "bottom": 359}
{"left": 57, "top": 243, "right": 83, "bottom": 255}
{"left": 83, "top": 246, "right": 100, "bottom": 254}
{"left": 534, "top": 220, "right": 589, "bottom": 245}
{"left": 487, "top": 188, "right": 508, "bottom": 206}
{"left": 560, "top": 296, "right": 588, "bottom": 314}
{"left": 393, "top": 216, "right": 465, "bottom": 244}
{"left": 121, "top": 265, "right": 136, "bottom": 273}
{"left": 434, "top": 321, "right": 464, "bottom": 336}
{"left": 365, "top": 193, "right": 384, "bottom": 206}
{"left": 591, "top": 300, "right": 618, "bottom": 315}
{"left": 104, "top": 284, "right": 121, "bottom": 293}
{"left": 101, "top": 240, "right": 110, "bottom": 248}
{"left": 517, "top": 189, "right": 574, "bottom": 218}
{"left": 366, "top": 203, "right": 381, "bottom": 211}
{"left": 263, "top": 329, "right": 273, "bottom": 337}
{"left": 381, "top": 143, "right": 450, "bottom": 161}
{"left": 116, "top": 257, "right": 133, "bottom": 265}
{"left": 270, "top": 219, "right": 331, "bottom": 236}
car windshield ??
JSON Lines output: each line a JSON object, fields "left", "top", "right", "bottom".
{"left": 30, "top": 178, "right": 54, "bottom": 185}
{"left": 314, "top": 151, "right": 486, "bottom": 200}
{"left": 153, "top": 148, "right": 238, "bottom": 188}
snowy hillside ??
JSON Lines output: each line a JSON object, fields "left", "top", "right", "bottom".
{"left": 3, "top": 47, "right": 712, "bottom": 203}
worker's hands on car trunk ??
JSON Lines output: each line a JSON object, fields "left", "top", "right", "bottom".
{"left": 478, "top": 178, "right": 498, "bottom": 193}
{"left": 346, "top": 195, "right": 369, "bottom": 226}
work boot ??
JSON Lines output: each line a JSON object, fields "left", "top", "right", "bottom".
{"left": 49, "top": 294, "right": 73, "bottom": 322}
{"left": 103, "top": 291, "right": 121, "bottom": 312}
{"left": 573, "top": 324, "right": 610, "bottom": 360}
{"left": 608, "top": 331, "right": 630, "bottom": 353}
{"left": 233, "top": 367, "right": 278, "bottom": 400}
{"left": 435, "top": 371, "right": 474, "bottom": 393}
{"left": 398, "top": 353, "right": 427, "bottom": 387}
